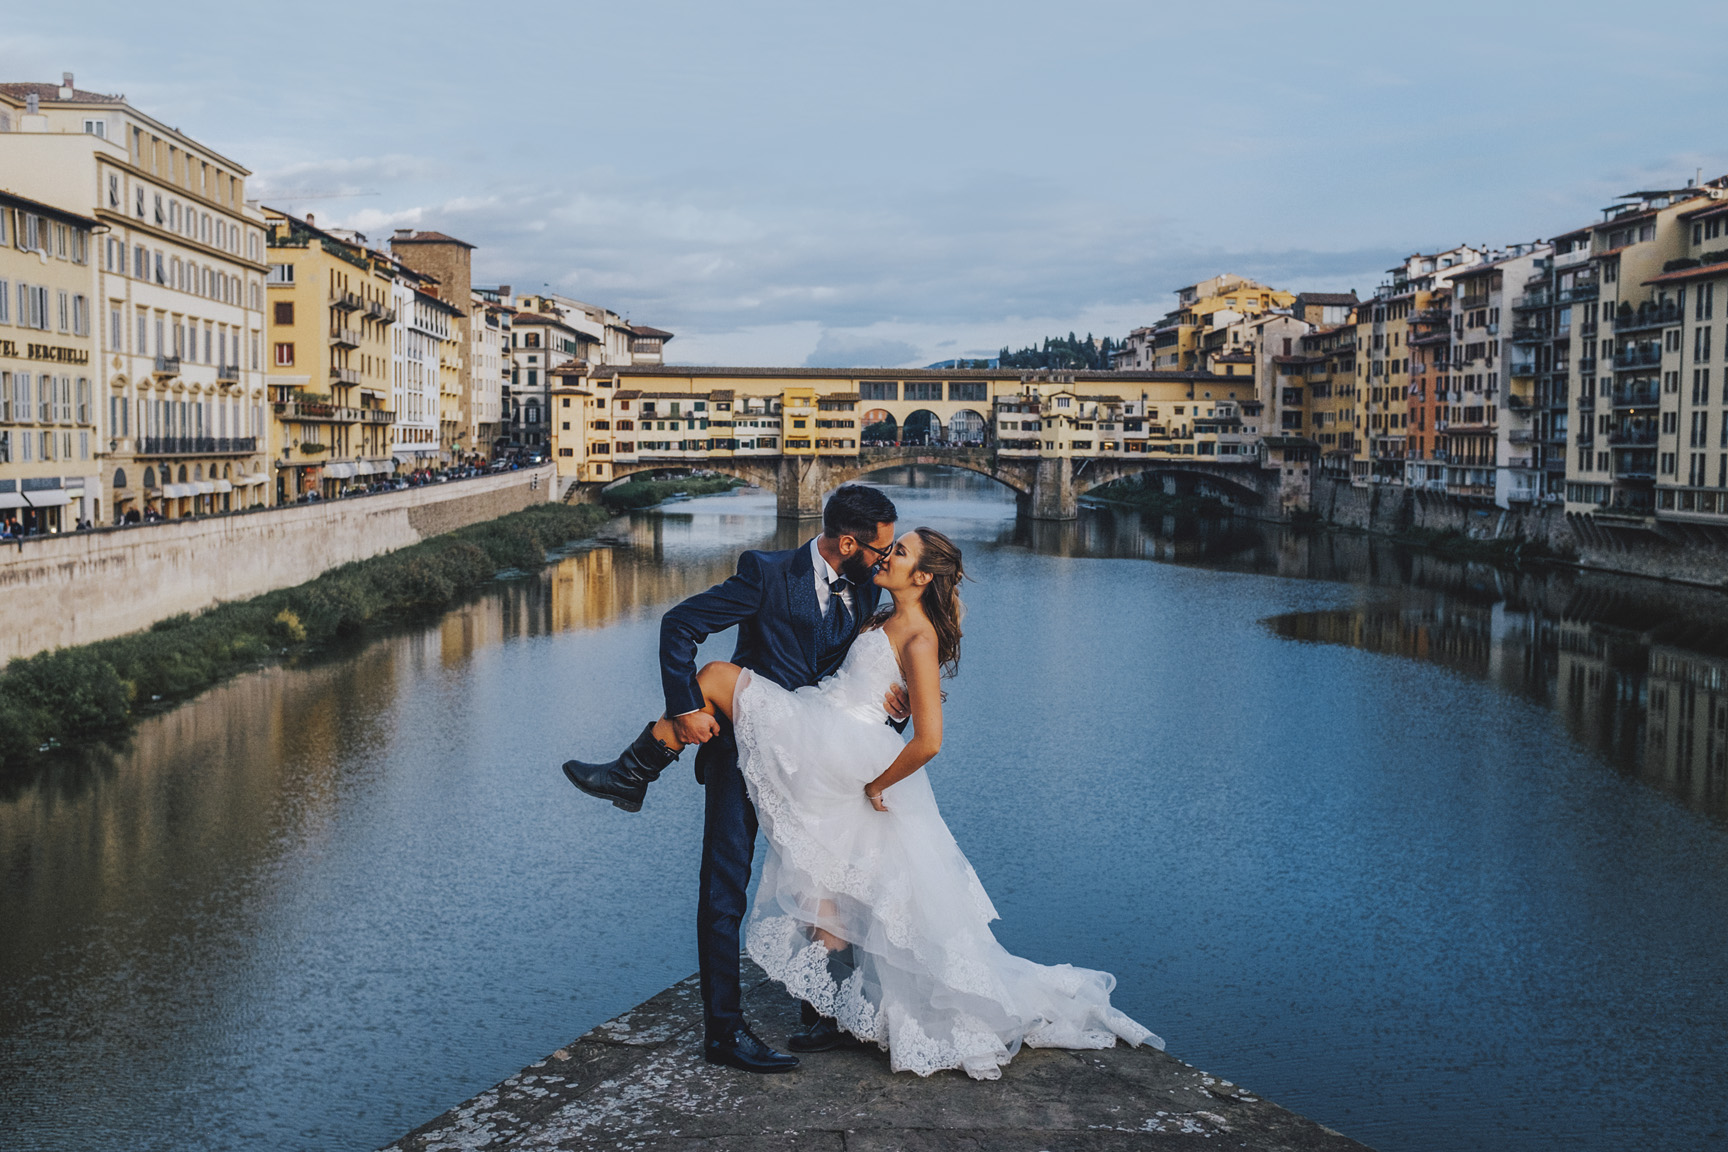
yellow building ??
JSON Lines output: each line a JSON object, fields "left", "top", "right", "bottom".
{"left": 263, "top": 209, "right": 398, "bottom": 501}
{"left": 0, "top": 76, "right": 272, "bottom": 521}
{"left": 1272, "top": 322, "right": 1360, "bottom": 476}
{"left": 0, "top": 191, "right": 100, "bottom": 532}
{"left": 1117, "top": 275, "right": 1298, "bottom": 373}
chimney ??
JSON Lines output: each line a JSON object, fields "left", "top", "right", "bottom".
{"left": 394, "top": 228, "right": 413, "bottom": 240}
{"left": 305, "top": 212, "right": 315, "bottom": 226}
{"left": 59, "top": 73, "right": 74, "bottom": 99}
{"left": 498, "top": 284, "right": 511, "bottom": 301}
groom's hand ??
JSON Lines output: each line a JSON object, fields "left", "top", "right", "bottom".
{"left": 673, "top": 712, "right": 721, "bottom": 745}
{"left": 883, "top": 684, "right": 910, "bottom": 722}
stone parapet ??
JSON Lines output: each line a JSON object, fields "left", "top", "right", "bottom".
{"left": 0, "top": 466, "right": 555, "bottom": 666}
{"left": 385, "top": 961, "right": 1372, "bottom": 1151}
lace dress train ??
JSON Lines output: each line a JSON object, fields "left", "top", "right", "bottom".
{"left": 733, "top": 628, "right": 1161, "bottom": 1080}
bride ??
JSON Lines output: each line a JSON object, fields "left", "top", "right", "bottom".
{"left": 633, "top": 525, "right": 1159, "bottom": 1080}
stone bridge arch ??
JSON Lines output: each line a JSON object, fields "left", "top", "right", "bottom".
{"left": 568, "top": 448, "right": 1276, "bottom": 521}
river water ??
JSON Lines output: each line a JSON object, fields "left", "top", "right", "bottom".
{"left": 3, "top": 469, "right": 1726, "bottom": 1152}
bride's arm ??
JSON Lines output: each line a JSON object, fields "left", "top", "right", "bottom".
{"left": 864, "top": 632, "right": 942, "bottom": 810}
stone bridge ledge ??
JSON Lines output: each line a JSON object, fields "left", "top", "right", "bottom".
{"left": 383, "top": 961, "right": 1373, "bottom": 1151}
{"left": 573, "top": 449, "right": 1279, "bottom": 521}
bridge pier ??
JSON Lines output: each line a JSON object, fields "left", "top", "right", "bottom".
{"left": 1028, "top": 458, "right": 1078, "bottom": 520}
{"left": 776, "top": 456, "right": 828, "bottom": 519}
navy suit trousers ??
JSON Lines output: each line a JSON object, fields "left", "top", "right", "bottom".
{"left": 696, "top": 718, "right": 756, "bottom": 1042}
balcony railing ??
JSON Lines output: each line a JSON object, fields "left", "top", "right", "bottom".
{"left": 331, "top": 290, "right": 364, "bottom": 312}
{"left": 139, "top": 436, "right": 258, "bottom": 456}
{"left": 216, "top": 363, "right": 240, "bottom": 384}
{"left": 331, "top": 327, "right": 362, "bottom": 348}
{"left": 364, "top": 299, "right": 396, "bottom": 323}
{"left": 331, "top": 366, "right": 362, "bottom": 385}
{"left": 1560, "top": 282, "right": 1600, "bottom": 303}
{"left": 152, "top": 355, "right": 181, "bottom": 378}
{"left": 1608, "top": 424, "right": 1658, "bottom": 446}
{"left": 1611, "top": 383, "right": 1661, "bottom": 408}
{"left": 1614, "top": 345, "right": 1663, "bottom": 369}
{"left": 1509, "top": 327, "right": 1547, "bottom": 344}
{"left": 358, "top": 407, "right": 396, "bottom": 424}
{"left": 1512, "top": 293, "right": 1550, "bottom": 311}
{"left": 1460, "top": 293, "right": 1491, "bottom": 310}
{"left": 1577, "top": 356, "right": 1597, "bottom": 375}
{"left": 1615, "top": 302, "right": 1681, "bottom": 333}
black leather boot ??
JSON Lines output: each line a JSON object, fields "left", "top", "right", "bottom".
{"left": 561, "top": 722, "right": 680, "bottom": 812}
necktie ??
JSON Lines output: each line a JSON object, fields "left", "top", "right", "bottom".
{"left": 819, "top": 575, "right": 853, "bottom": 656}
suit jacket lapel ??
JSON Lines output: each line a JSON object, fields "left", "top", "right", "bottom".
{"left": 786, "top": 541, "right": 821, "bottom": 674}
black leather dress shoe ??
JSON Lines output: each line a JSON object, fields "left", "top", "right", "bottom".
{"left": 561, "top": 722, "right": 680, "bottom": 812}
{"left": 786, "top": 1015, "right": 854, "bottom": 1053}
{"left": 704, "top": 1026, "right": 799, "bottom": 1073}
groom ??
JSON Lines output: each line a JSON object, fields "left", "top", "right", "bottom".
{"left": 562, "top": 484, "right": 903, "bottom": 1072}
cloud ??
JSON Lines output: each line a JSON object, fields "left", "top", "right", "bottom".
{"left": 804, "top": 331, "right": 923, "bottom": 369}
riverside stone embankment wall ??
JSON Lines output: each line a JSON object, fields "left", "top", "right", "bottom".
{"left": 1308, "top": 476, "right": 1728, "bottom": 586}
{"left": 0, "top": 465, "right": 556, "bottom": 665}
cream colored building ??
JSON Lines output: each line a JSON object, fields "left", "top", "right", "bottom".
{"left": 0, "top": 76, "right": 271, "bottom": 520}
{"left": 0, "top": 191, "right": 100, "bottom": 531}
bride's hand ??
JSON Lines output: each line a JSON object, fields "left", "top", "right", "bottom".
{"left": 883, "top": 684, "right": 910, "bottom": 721}
{"left": 865, "top": 786, "right": 888, "bottom": 812}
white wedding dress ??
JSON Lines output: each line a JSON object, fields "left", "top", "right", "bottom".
{"left": 734, "top": 627, "right": 1161, "bottom": 1080}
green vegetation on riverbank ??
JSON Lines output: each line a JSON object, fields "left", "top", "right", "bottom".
{"left": 600, "top": 474, "right": 746, "bottom": 511}
{"left": 0, "top": 502, "right": 611, "bottom": 771}
{"left": 1378, "top": 525, "right": 1567, "bottom": 566}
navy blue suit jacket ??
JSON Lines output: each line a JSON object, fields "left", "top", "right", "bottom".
{"left": 660, "top": 540, "right": 881, "bottom": 780}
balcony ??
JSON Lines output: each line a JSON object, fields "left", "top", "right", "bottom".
{"left": 1512, "top": 293, "right": 1550, "bottom": 311}
{"left": 331, "top": 366, "right": 362, "bottom": 386}
{"left": 1560, "top": 282, "right": 1600, "bottom": 303}
{"left": 358, "top": 407, "right": 396, "bottom": 424}
{"left": 331, "top": 327, "right": 361, "bottom": 349}
{"left": 1508, "top": 430, "right": 1535, "bottom": 444}
{"left": 216, "top": 363, "right": 240, "bottom": 384}
{"left": 1509, "top": 326, "right": 1548, "bottom": 345}
{"left": 1608, "top": 423, "right": 1658, "bottom": 446}
{"left": 152, "top": 355, "right": 181, "bottom": 378}
{"left": 1614, "top": 344, "right": 1663, "bottom": 370}
{"left": 1460, "top": 293, "right": 1491, "bottom": 310}
{"left": 1577, "top": 355, "right": 1597, "bottom": 375}
{"left": 364, "top": 299, "right": 396, "bottom": 324}
{"left": 1614, "top": 301, "right": 1680, "bottom": 333}
{"left": 139, "top": 436, "right": 258, "bottom": 456}
{"left": 275, "top": 399, "right": 353, "bottom": 423}
{"left": 1611, "top": 382, "right": 1660, "bottom": 408}
{"left": 331, "top": 290, "right": 363, "bottom": 312}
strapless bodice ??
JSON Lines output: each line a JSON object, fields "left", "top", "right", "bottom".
{"left": 812, "top": 628, "right": 904, "bottom": 724}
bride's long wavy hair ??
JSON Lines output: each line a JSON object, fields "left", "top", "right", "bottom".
{"left": 911, "top": 527, "right": 966, "bottom": 677}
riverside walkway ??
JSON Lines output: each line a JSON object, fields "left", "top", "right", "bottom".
{"left": 385, "top": 962, "right": 1371, "bottom": 1151}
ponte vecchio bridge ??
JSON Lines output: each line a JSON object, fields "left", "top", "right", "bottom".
{"left": 551, "top": 366, "right": 1297, "bottom": 519}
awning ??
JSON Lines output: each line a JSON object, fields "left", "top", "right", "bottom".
{"left": 26, "top": 490, "right": 73, "bottom": 508}
{"left": 0, "top": 493, "right": 27, "bottom": 509}
{"left": 195, "top": 481, "right": 215, "bottom": 495}
{"left": 393, "top": 452, "right": 416, "bottom": 465}
{"left": 212, "top": 480, "right": 233, "bottom": 493}
{"left": 163, "top": 483, "right": 191, "bottom": 498}
{"left": 241, "top": 474, "right": 269, "bottom": 486}
{"left": 325, "top": 463, "right": 359, "bottom": 479}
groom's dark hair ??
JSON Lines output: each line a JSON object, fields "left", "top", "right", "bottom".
{"left": 823, "top": 484, "right": 897, "bottom": 539}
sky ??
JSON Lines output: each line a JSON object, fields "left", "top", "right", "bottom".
{"left": 8, "top": 0, "right": 1728, "bottom": 367}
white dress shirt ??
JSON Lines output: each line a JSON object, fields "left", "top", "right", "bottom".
{"left": 810, "top": 537, "right": 854, "bottom": 617}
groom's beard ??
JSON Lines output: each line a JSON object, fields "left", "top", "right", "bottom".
{"left": 840, "top": 552, "right": 875, "bottom": 587}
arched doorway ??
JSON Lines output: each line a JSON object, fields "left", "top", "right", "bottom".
{"left": 902, "top": 410, "right": 942, "bottom": 446}
{"left": 862, "top": 409, "right": 896, "bottom": 445}
{"left": 948, "top": 409, "right": 987, "bottom": 446}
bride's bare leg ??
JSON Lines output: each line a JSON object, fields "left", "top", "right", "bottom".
{"left": 648, "top": 661, "right": 742, "bottom": 751}
{"left": 812, "top": 900, "right": 848, "bottom": 952}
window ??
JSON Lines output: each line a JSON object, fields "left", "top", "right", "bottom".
{"left": 0, "top": 278, "right": 8, "bottom": 324}
{"left": 273, "top": 301, "right": 294, "bottom": 325}
{"left": 904, "top": 381, "right": 942, "bottom": 401}
{"left": 267, "top": 263, "right": 294, "bottom": 285}
{"left": 859, "top": 380, "right": 897, "bottom": 401}
{"left": 949, "top": 380, "right": 988, "bottom": 402}
{"left": 274, "top": 342, "right": 294, "bottom": 366}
